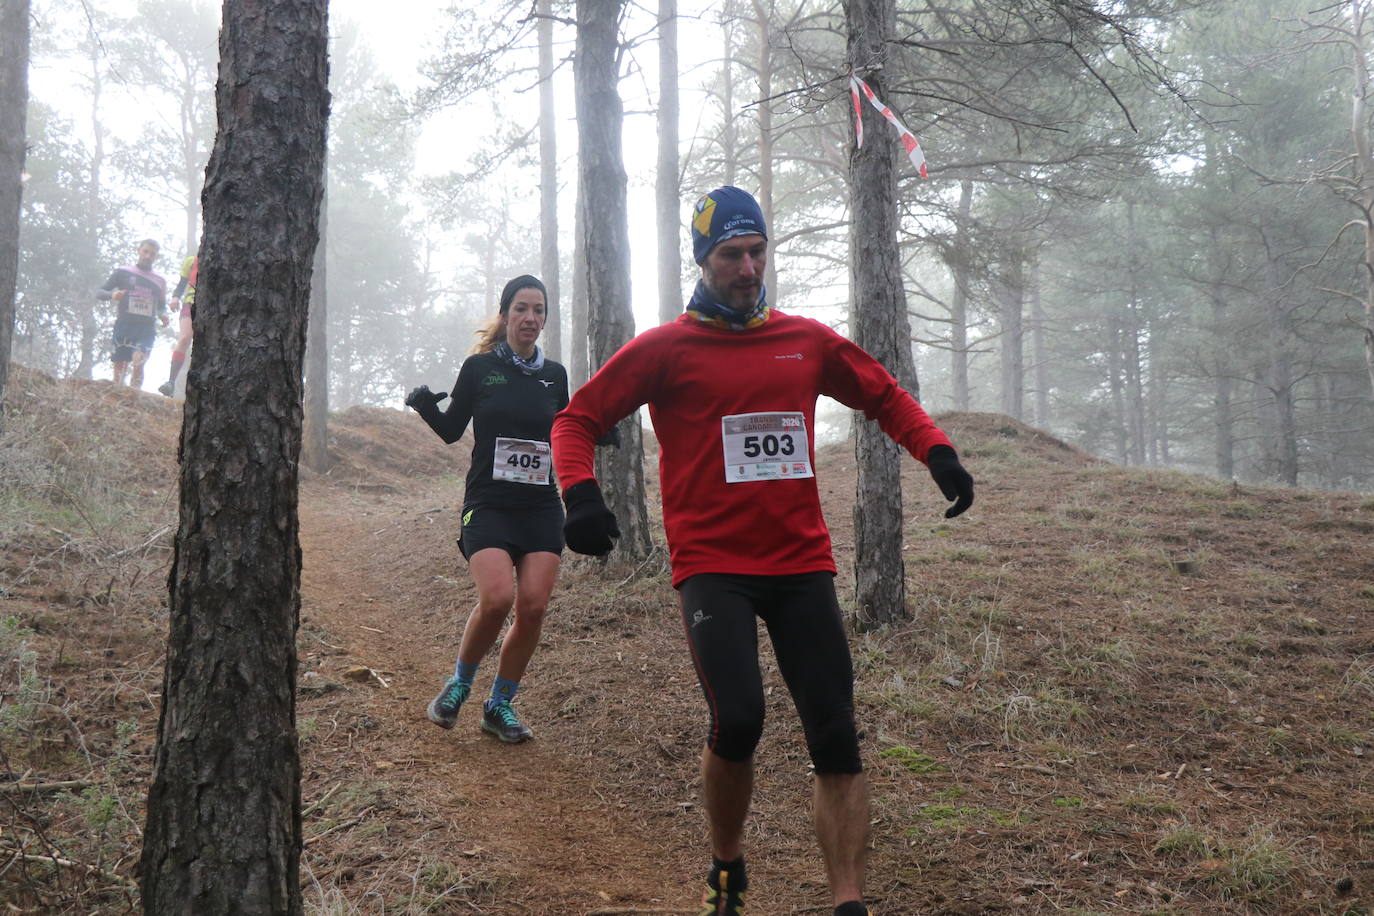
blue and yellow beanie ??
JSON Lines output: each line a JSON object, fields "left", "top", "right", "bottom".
{"left": 691, "top": 186, "right": 767, "bottom": 264}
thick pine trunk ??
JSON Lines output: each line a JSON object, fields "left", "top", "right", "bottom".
{"left": 847, "top": 0, "right": 915, "bottom": 630}
{"left": 0, "top": 0, "right": 28, "bottom": 417}
{"left": 576, "top": 0, "right": 653, "bottom": 561}
{"left": 140, "top": 1, "right": 329, "bottom": 912}
{"left": 656, "top": 0, "right": 681, "bottom": 326}
{"left": 538, "top": 0, "right": 562, "bottom": 359}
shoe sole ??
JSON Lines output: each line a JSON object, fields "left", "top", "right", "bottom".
{"left": 481, "top": 719, "right": 532, "bottom": 743}
{"left": 426, "top": 698, "right": 457, "bottom": 730}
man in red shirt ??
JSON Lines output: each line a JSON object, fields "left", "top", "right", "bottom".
{"left": 551, "top": 187, "right": 973, "bottom": 916}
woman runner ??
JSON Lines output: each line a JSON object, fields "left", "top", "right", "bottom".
{"left": 405, "top": 274, "right": 568, "bottom": 743}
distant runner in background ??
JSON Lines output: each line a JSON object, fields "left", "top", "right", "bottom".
{"left": 96, "top": 239, "right": 168, "bottom": 389}
{"left": 405, "top": 275, "right": 568, "bottom": 744}
{"left": 552, "top": 186, "right": 975, "bottom": 916}
{"left": 159, "top": 252, "right": 198, "bottom": 398}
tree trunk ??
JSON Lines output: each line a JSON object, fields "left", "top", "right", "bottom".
{"left": 140, "top": 1, "right": 329, "bottom": 912}
{"left": 1351, "top": 0, "right": 1374, "bottom": 399}
{"left": 1028, "top": 250, "right": 1048, "bottom": 429}
{"left": 1206, "top": 222, "right": 1234, "bottom": 479}
{"left": 753, "top": 1, "right": 778, "bottom": 300}
{"left": 656, "top": 0, "right": 681, "bottom": 326}
{"left": 997, "top": 244, "right": 1023, "bottom": 421}
{"left": 75, "top": 41, "right": 108, "bottom": 380}
{"left": 303, "top": 190, "right": 330, "bottom": 472}
{"left": 1106, "top": 317, "right": 1128, "bottom": 464}
{"left": 1124, "top": 204, "right": 1146, "bottom": 466}
{"left": 949, "top": 179, "right": 972, "bottom": 411}
{"left": 570, "top": 190, "right": 588, "bottom": 389}
{"left": 576, "top": 0, "right": 653, "bottom": 561}
{"left": 1264, "top": 248, "right": 1298, "bottom": 486}
{"left": 847, "top": 0, "right": 915, "bottom": 630}
{"left": 538, "top": 0, "right": 562, "bottom": 358}
{"left": 720, "top": 7, "right": 737, "bottom": 186}
{"left": 0, "top": 0, "right": 29, "bottom": 418}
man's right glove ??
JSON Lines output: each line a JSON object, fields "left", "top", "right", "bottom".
{"left": 404, "top": 385, "right": 447, "bottom": 412}
{"left": 927, "top": 444, "right": 974, "bottom": 519}
{"left": 562, "top": 480, "right": 620, "bottom": 556}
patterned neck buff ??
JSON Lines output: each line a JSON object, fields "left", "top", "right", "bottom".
{"left": 684, "top": 279, "right": 771, "bottom": 330}
{"left": 494, "top": 341, "right": 545, "bottom": 375}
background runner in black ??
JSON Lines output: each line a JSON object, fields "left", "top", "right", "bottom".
{"left": 406, "top": 275, "right": 567, "bottom": 744}
{"left": 95, "top": 239, "right": 168, "bottom": 389}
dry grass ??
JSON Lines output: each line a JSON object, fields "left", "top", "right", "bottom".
{"left": 2, "top": 378, "right": 1372, "bottom": 913}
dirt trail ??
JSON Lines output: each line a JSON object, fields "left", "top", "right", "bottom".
{"left": 297, "top": 480, "right": 706, "bottom": 914}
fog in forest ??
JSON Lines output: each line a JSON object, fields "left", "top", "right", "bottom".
{"left": 14, "top": 0, "right": 1374, "bottom": 491}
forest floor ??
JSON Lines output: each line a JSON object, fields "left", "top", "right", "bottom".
{"left": 2, "top": 365, "right": 1373, "bottom": 914}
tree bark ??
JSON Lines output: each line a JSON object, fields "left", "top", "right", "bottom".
{"left": 141, "top": 1, "right": 329, "bottom": 912}
{"left": 949, "top": 179, "right": 972, "bottom": 411}
{"left": 656, "top": 0, "right": 681, "bottom": 326}
{"left": 1106, "top": 317, "right": 1128, "bottom": 464}
{"left": 571, "top": 192, "right": 588, "bottom": 389}
{"left": 75, "top": 40, "right": 108, "bottom": 380}
{"left": 847, "top": 0, "right": 915, "bottom": 630}
{"left": 576, "top": 0, "right": 653, "bottom": 561}
{"left": 1263, "top": 243, "right": 1298, "bottom": 485}
{"left": 720, "top": 7, "right": 737, "bottom": 185}
{"left": 997, "top": 244, "right": 1023, "bottom": 421}
{"left": 1028, "top": 250, "right": 1049, "bottom": 429}
{"left": 753, "top": 0, "right": 778, "bottom": 300}
{"left": 1124, "top": 203, "right": 1146, "bottom": 465}
{"left": 303, "top": 189, "right": 330, "bottom": 472}
{"left": 538, "top": 0, "right": 562, "bottom": 358}
{"left": 1351, "top": 0, "right": 1374, "bottom": 399}
{"left": 0, "top": 0, "right": 29, "bottom": 418}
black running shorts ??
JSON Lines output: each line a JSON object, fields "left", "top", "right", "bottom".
{"left": 677, "top": 571, "right": 862, "bottom": 774}
{"left": 458, "top": 502, "right": 564, "bottom": 561}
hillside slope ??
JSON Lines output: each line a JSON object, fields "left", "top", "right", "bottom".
{"left": 1, "top": 369, "right": 1371, "bottom": 914}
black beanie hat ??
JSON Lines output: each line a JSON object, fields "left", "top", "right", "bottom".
{"left": 499, "top": 275, "right": 548, "bottom": 314}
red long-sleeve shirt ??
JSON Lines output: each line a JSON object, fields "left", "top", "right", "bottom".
{"left": 552, "top": 311, "right": 954, "bottom": 586}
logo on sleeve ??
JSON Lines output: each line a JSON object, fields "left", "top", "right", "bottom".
{"left": 774, "top": 352, "right": 804, "bottom": 360}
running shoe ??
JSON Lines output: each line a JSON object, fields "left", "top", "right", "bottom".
{"left": 426, "top": 678, "right": 470, "bottom": 729}
{"left": 481, "top": 699, "right": 533, "bottom": 743}
{"left": 700, "top": 864, "right": 746, "bottom": 915}
{"left": 158, "top": 381, "right": 175, "bottom": 397}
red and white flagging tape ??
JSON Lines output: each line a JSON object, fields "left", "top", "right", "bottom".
{"left": 849, "top": 71, "right": 928, "bottom": 178}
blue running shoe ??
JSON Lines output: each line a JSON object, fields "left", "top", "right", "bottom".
{"left": 481, "top": 699, "right": 533, "bottom": 743}
{"left": 426, "top": 678, "right": 470, "bottom": 729}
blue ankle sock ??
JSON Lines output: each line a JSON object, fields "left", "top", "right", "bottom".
{"left": 453, "top": 660, "right": 478, "bottom": 685}
{"left": 488, "top": 676, "right": 520, "bottom": 707}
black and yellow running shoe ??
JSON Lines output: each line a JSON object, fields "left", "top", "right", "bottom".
{"left": 699, "top": 861, "right": 747, "bottom": 915}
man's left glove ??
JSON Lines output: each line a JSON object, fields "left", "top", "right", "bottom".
{"left": 562, "top": 480, "right": 620, "bottom": 556}
{"left": 927, "top": 445, "right": 974, "bottom": 519}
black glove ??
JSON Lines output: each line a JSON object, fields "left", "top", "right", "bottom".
{"left": 595, "top": 425, "right": 621, "bottom": 448}
{"left": 562, "top": 480, "right": 620, "bottom": 556}
{"left": 927, "top": 444, "right": 974, "bottom": 519}
{"left": 404, "top": 385, "right": 447, "bottom": 412}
